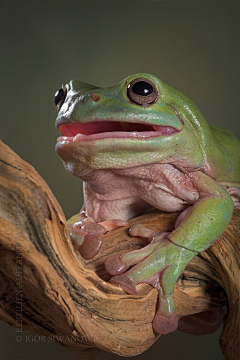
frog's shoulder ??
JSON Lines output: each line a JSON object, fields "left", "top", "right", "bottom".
{"left": 204, "top": 125, "right": 240, "bottom": 184}
{"left": 211, "top": 124, "right": 240, "bottom": 142}
{"left": 210, "top": 125, "right": 240, "bottom": 166}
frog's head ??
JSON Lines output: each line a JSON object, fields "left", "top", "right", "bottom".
{"left": 55, "top": 73, "right": 205, "bottom": 177}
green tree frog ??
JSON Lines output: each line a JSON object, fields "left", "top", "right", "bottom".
{"left": 54, "top": 74, "right": 240, "bottom": 335}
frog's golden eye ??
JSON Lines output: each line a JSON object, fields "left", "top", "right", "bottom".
{"left": 127, "top": 78, "right": 158, "bottom": 106}
{"left": 54, "top": 85, "right": 67, "bottom": 111}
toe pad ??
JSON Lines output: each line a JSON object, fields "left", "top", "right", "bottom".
{"left": 153, "top": 313, "right": 178, "bottom": 334}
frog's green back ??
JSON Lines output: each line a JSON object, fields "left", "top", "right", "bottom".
{"left": 157, "top": 78, "right": 240, "bottom": 186}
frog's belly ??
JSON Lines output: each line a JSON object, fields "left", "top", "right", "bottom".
{"left": 113, "top": 196, "right": 187, "bottom": 221}
{"left": 87, "top": 195, "right": 188, "bottom": 223}
{"left": 85, "top": 186, "right": 193, "bottom": 222}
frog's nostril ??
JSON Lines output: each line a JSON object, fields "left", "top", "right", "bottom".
{"left": 91, "top": 93, "right": 100, "bottom": 102}
{"left": 54, "top": 85, "right": 67, "bottom": 110}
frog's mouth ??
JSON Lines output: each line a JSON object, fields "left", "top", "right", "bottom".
{"left": 57, "top": 121, "right": 179, "bottom": 142}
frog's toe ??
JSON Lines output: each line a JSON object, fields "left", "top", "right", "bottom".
{"left": 99, "top": 219, "right": 129, "bottom": 231}
{"left": 105, "top": 255, "right": 129, "bottom": 275}
{"left": 153, "top": 313, "right": 178, "bottom": 335}
{"left": 68, "top": 223, "right": 104, "bottom": 260}
{"left": 129, "top": 223, "right": 156, "bottom": 239}
{"left": 105, "top": 244, "right": 159, "bottom": 275}
{"left": 110, "top": 274, "right": 137, "bottom": 295}
{"left": 78, "top": 232, "right": 103, "bottom": 260}
{"left": 105, "top": 233, "right": 168, "bottom": 275}
{"left": 68, "top": 224, "right": 86, "bottom": 248}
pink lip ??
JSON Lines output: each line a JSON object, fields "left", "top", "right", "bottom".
{"left": 57, "top": 121, "right": 179, "bottom": 142}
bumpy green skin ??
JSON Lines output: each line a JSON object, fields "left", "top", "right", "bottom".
{"left": 56, "top": 73, "right": 240, "bottom": 333}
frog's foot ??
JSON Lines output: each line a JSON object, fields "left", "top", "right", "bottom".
{"left": 68, "top": 218, "right": 128, "bottom": 260}
{"left": 178, "top": 308, "right": 224, "bottom": 335}
{"left": 105, "top": 224, "right": 197, "bottom": 334}
{"left": 68, "top": 221, "right": 105, "bottom": 260}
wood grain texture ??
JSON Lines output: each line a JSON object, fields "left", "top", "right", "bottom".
{"left": 0, "top": 140, "right": 239, "bottom": 358}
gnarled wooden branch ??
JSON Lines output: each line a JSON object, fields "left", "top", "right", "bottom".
{"left": 0, "top": 140, "right": 239, "bottom": 359}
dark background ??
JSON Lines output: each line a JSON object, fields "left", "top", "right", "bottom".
{"left": 1, "top": 0, "right": 240, "bottom": 359}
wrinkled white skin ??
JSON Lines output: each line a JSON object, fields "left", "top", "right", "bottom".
{"left": 82, "top": 163, "right": 199, "bottom": 222}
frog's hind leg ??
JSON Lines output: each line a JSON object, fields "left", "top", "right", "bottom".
{"left": 178, "top": 308, "right": 224, "bottom": 335}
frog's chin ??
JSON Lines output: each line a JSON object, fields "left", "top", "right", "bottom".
{"left": 56, "top": 121, "right": 180, "bottom": 143}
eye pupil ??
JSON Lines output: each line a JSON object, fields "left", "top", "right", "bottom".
{"left": 132, "top": 81, "right": 153, "bottom": 96}
{"left": 54, "top": 85, "right": 67, "bottom": 110}
{"left": 54, "top": 89, "right": 64, "bottom": 106}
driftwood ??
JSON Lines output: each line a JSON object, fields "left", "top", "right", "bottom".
{"left": 0, "top": 139, "right": 239, "bottom": 358}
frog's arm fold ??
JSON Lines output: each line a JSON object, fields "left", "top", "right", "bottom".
{"left": 169, "top": 171, "right": 234, "bottom": 252}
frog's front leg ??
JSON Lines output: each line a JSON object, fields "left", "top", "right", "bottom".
{"left": 105, "top": 229, "right": 196, "bottom": 334}
{"left": 68, "top": 212, "right": 128, "bottom": 260}
{"left": 105, "top": 172, "right": 234, "bottom": 334}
